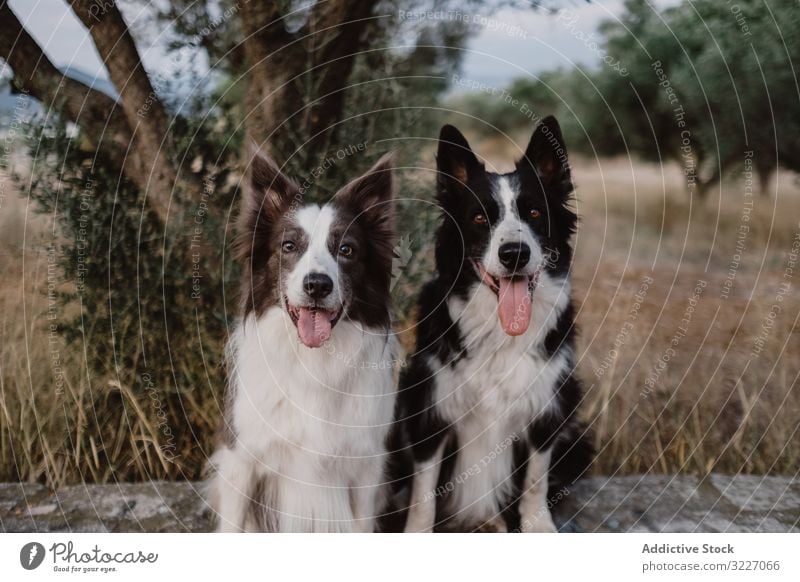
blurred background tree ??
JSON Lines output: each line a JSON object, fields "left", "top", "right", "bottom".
{"left": 458, "top": 0, "right": 800, "bottom": 197}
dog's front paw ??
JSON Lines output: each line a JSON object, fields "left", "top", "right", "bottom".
{"left": 520, "top": 513, "right": 558, "bottom": 533}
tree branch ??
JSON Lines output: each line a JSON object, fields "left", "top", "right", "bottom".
{"left": 0, "top": 2, "right": 133, "bottom": 166}
{"left": 0, "top": 2, "right": 173, "bottom": 222}
{"left": 69, "top": 0, "right": 177, "bottom": 219}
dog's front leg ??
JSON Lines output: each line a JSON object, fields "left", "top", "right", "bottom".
{"left": 350, "top": 457, "right": 385, "bottom": 533}
{"left": 518, "top": 447, "right": 557, "bottom": 533}
{"left": 351, "top": 484, "right": 381, "bottom": 533}
{"left": 404, "top": 440, "right": 446, "bottom": 533}
{"left": 213, "top": 446, "right": 254, "bottom": 533}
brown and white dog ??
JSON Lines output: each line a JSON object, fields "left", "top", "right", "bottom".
{"left": 209, "top": 151, "right": 397, "bottom": 532}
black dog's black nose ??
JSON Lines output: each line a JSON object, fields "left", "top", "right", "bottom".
{"left": 303, "top": 273, "right": 333, "bottom": 299}
{"left": 498, "top": 242, "right": 531, "bottom": 270}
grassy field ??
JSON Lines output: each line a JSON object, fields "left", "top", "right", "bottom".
{"left": 1, "top": 146, "right": 799, "bottom": 487}
{"left": 569, "top": 156, "right": 800, "bottom": 477}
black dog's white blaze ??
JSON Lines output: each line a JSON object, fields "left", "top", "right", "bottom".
{"left": 393, "top": 117, "right": 591, "bottom": 533}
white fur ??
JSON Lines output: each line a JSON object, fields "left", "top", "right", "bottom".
{"left": 404, "top": 440, "right": 447, "bottom": 533}
{"left": 285, "top": 205, "right": 343, "bottom": 308}
{"left": 211, "top": 307, "right": 397, "bottom": 532}
{"left": 482, "top": 176, "right": 544, "bottom": 276}
{"left": 427, "top": 273, "right": 570, "bottom": 528}
{"left": 519, "top": 448, "right": 557, "bottom": 532}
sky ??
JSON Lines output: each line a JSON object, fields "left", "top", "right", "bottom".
{"left": 4, "top": 0, "right": 189, "bottom": 91}
{"left": 458, "top": 1, "right": 628, "bottom": 88}
{"left": 6, "top": 0, "right": 109, "bottom": 79}
{"left": 4, "top": 0, "right": 676, "bottom": 93}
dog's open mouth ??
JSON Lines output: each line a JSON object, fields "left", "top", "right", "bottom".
{"left": 285, "top": 299, "right": 342, "bottom": 348}
{"left": 473, "top": 261, "right": 538, "bottom": 337}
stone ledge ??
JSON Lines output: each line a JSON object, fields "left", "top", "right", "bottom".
{"left": 1, "top": 475, "right": 797, "bottom": 533}
{"left": 0, "top": 481, "right": 211, "bottom": 533}
{"left": 555, "top": 475, "right": 800, "bottom": 532}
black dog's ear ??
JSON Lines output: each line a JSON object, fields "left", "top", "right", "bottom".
{"left": 437, "top": 125, "right": 482, "bottom": 205}
{"left": 521, "top": 116, "right": 572, "bottom": 194}
{"left": 334, "top": 152, "right": 394, "bottom": 231}
{"left": 236, "top": 148, "right": 300, "bottom": 262}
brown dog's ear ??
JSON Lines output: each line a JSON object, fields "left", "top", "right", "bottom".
{"left": 520, "top": 115, "right": 572, "bottom": 193}
{"left": 248, "top": 148, "right": 301, "bottom": 216}
{"left": 334, "top": 153, "right": 394, "bottom": 229}
{"left": 236, "top": 148, "right": 301, "bottom": 263}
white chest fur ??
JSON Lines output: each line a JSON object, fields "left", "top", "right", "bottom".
{"left": 226, "top": 307, "right": 397, "bottom": 531}
{"left": 431, "top": 275, "right": 571, "bottom": 524}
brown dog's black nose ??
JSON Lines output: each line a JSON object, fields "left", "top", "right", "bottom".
{"left": 498, "top": 242, "right": 531, "bottom": 270}
{"left": 303, "top": 273, "right": 333, "bottom": 299}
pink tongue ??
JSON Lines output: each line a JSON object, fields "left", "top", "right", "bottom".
{"left": 497, "top": 277, "right": 532, "bottom": 336}
{"left": 296, "top": 308, "right": 334, "bottom": 348}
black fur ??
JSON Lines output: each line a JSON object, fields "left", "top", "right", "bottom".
{"left": 382, "top": 117, "right": 592, "bottom": 533}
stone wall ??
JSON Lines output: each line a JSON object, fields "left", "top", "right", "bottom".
{"left": 1, "top": 475, "right": 797, "bottom": 532}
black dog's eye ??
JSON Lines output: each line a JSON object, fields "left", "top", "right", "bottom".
{"left": 473, "top": 213, "right": 488, "bottom": 225}
{"left": 529, "top": 208, "right": 541, "bottom": 219}
{"left": 282, "top": 241, "right": 296, "bottom": 253}
{"left": 339, "top": 244, "right": 354, "bottom": 257}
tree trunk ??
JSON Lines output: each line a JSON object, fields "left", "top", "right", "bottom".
{"left": 5, "top": 0, "right": 383, "bottom": 212}
{"left": 239, "top": 1, "right": 377, "bottom": 176}
{"left": 69, "top": 0, "right": 179, "bottom": 222}
{"left": 238, "top": 2, "right": 298, "bottom": 154}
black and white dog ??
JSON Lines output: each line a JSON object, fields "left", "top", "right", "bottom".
{"left": 210, "top": 151, "right": 397, "bottom": 532}
{"left": 394, "top": 117, "right": 591, "bottom": 533}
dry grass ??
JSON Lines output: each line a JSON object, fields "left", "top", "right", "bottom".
{"left": 2, "top": 150, "right": 799, "bottom": 486}
{"left": 569, "top": 157, "right": 800, "bottom": 476}
{"left": 1, "top": 170, "right": 220, "bottom": 487}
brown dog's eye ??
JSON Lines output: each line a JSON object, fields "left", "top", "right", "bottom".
{"left": 339, "top": 244, "right": 354, "bottom": 257}
{"left": 530, "top": 209, "right": 541, "bottom": 219}
{"left": 473, "top": 213, "right": 488, "bottom": 225}
{"left": 282, "top": 241, "right": 296, "bottom": 253}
